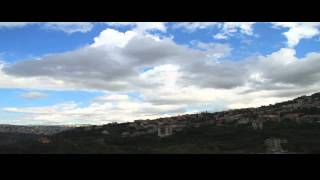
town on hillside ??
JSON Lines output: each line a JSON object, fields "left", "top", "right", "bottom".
{"left": 1, "top": 92, "right": 320, "bottom": 139}
{"left": 77, "top": 92, "right": 320, "bottom": 138}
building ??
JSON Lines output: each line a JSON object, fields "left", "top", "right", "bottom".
{"left": 237, "top": 118, "right": 250, "bottom": 125}
{"left": 264, "top": 138, "right": 288, "bottom": 153}
{"left": 147, "top": 128, "right": 157, "bottom": 134}
{"left": 157, "top": 125, "right": 173, "bottom": 137}
{"left": 260, "top": 114, "right": 280, "bottom": 122}
{"left": 300, "top": 114, "right": 320, "bottom": 122}
{"left": 252, "top": 120, "right": 263, "bottom": 130}
{"left": 101, "top": 130, "right": 109, "bottom": 135}
{"left": 121, "top": 132, "right": 130, "bottom": 137}
{"left": 282, "top": 113, "right": 303, "bottom": 122}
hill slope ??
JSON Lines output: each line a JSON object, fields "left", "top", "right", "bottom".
{"left": 1, "top": 92, "right": 320, "bottom": 154}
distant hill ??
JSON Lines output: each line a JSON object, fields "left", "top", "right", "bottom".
{"left": 1, "top": 92, "right": 320, "bottom": 154}
{"left": 0, "top": 125, "right": 74, "bottom": 135}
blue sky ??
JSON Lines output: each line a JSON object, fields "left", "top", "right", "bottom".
{"left": 0, "top": 22, "right": 320, "bottom": 125}
{"left": 0, "top": 22, "right": 298, "bottom": 62}
{"left": 0, "top": 24, "right": 106, "bottom": 62}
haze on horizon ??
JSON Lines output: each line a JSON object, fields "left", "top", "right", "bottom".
{"left": 0, "top": 22, "right": 320, "bottom": 125}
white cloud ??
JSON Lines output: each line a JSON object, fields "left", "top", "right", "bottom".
{"left": 140, "top": 64, "right": 180, "bottom": 88}
{"left": 271, "top": 22, "right": 320, "bottom": 47}
{"left": 0, "top": 22, "right": 36, "bottom": 28}
{"left": 213, "top": 33, "right": 228, "bottom": 39}
{"left": 0, "top": 22, "right": 94, "bottom": 33}
{"left": 91, "top": 28, "right": 138, "bottom": 48}
{"left": 223, "top": 22, "right": 255, "bottom": 35}
{"left": 105, "top": 22, "right": 167, "bottom": 33}
{"left": 0, "top": 61, "right": 74, "bottom": 91}
{"left": 190, "top": 40, "right": 232, "bottom": 59}
{"left": 173, "top": 22, "right": 218, "bottom": 31}
{"left": 4, "top": 29, "right": 231, "bottom": 91}
{"left": 213, "top": 22, "right": 256, "bottom": 39}
{"left": 20, "top": 91, "right": 47, "bottom": 99}
{"left": 93, "top": 94, "right": 130, "bottom": 102}
{"left": 2, "top": 95, "right": 187, "bottom": 125}
{"left": 2, "top": 27, "right": 320, "bottom": 125}
{"left": 42, "top": 22, "right": 94, "bottom": 34}
{"left": 4, "top": 28, "right": 320, "bottom": 94}
{"left": 173, "top": 22, "right": 256, "bottom": 40}
{"left": 0, "top": 22, "right": 167, "bottom": 34}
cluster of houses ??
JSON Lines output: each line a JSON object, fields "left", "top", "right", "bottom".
{"left": 119, "top": 119, "right": 187, "bottom": 138}
{"left": 100, "top": 92, "right": 320, "bottom": 138}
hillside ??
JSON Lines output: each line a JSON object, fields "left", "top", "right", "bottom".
{"left": 0, "top": 92, "right": 320, "bottom": 154}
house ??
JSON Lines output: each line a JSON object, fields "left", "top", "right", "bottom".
{"left": 157, "top": 125, "right": 173, "bottom": 137}
{"left": 237, "top": 118, "right": 250, "bottom": 125}
{"left": 101, "top": 130, "right": 109, "bottom": 135}
{"left": 252, "top": 120, "right": 263, "bottom": 130}
{"left": 300, "top": 114, "right": 320, "bottom": 122}
{"left": 143, "top": 124, "right": 157, "bottom": 129}
{"left": 121, "top": 132, "right": 130, "bottom": 137}
{"left": 264, "top": 138, "right": 288, "bottom": 153}
{"left": 282, "top": 103, "right": 301, "bottom": 109}
{"left": 146, "top": 128, "right": 157, "bottom": 134}
{"left": 282, "top": 113, "right": 303, "bottom": 122}
{"left": 260, "top": 114, "right": 280, "bottom": 122}
{"left": 227, "top": 114, "right": 244, "bottom": 122}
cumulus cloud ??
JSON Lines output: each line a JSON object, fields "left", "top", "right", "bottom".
{"left": 4, "top": 28, "right": 320, "bottom": 94}
{"left": 271, "top": 22, "right": 320, "bottom": 47}
{"left": 91, "top": 28, "right": 137, "bottom": 48}
{"left": 252, "top": 48, "right": 320, "bottom": 87}
{"left": 0, "top": 61, "right": 74, "bottom": 91}
{"left": 2, "top": 26, "right": 320, "bottom": 124}
{"left": 3, "top": 29, "right": 234, "bottom": 92}
{"left": 20, "top": 91, "right": 47, "bottom": 100}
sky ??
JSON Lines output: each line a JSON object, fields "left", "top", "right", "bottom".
{"left": 1, "top": 22, "right": 320, "bottom": 125}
